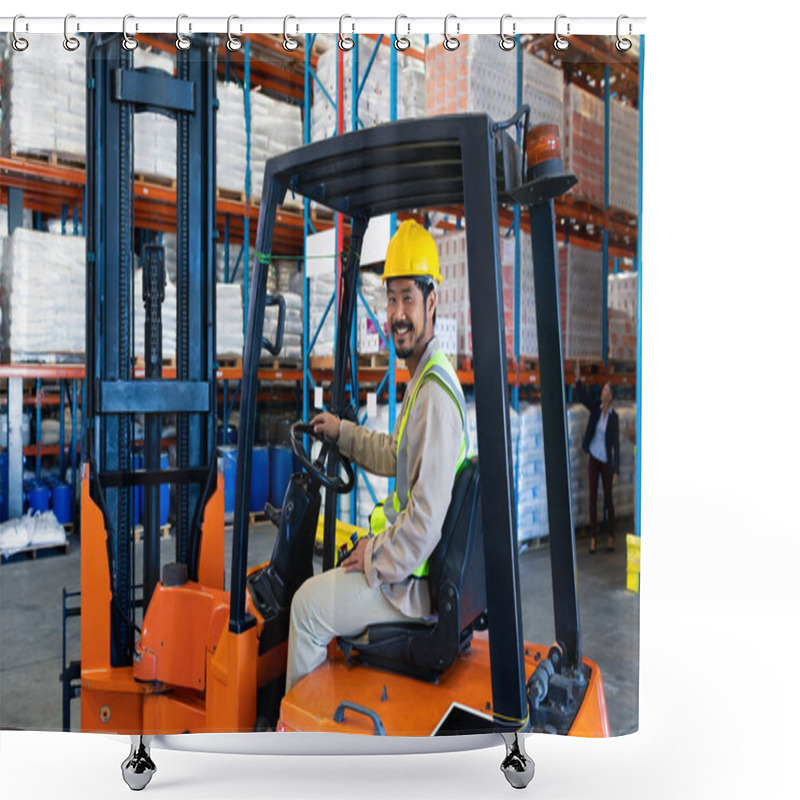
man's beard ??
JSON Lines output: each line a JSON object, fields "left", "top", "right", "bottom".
{"left": 393, "top": 316, "right": 428, "bottom": 360}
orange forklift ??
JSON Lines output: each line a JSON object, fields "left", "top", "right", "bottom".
{"left": 66, "top": 33, "right": 608, "bottom": 792}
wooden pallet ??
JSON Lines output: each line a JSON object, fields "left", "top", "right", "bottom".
{"left": 249, "top": 510, "right": 277, "bottom": 526}
{"left": 217, "top": 186, "right": 248, "bottom": 203}
{"left": 9, "top": 148, "right": 85, "bottom": 169}
{"left": 135, "top": 171, "right": 176, "bottom": 190}
{"left": 309, "top": 356, "right": 335, "bottom": 370}
{"left": 1, "top": 539, "right": 70, "bottom": 563}
{"left": 607, "top": 205, "right": 639, "bottom": 228}
{"left": 259, "top": 358, "right": 302, "bottom": 371}
{"left": 512, "top": 356, "right": 539, "bottom": 371}
{"left": 2, "top": 351, "right": 84, "bottom": 366}
{"left": 134, "top": 357, "right": 177, "bottom": 370}
{"left": 357, "top": 352, "right": 390, "bottom": 369}
{"left": 133, "top": 524, "right": 172, "bottom": 543}
{"left": 217, "top": 356, "right": 243, "bottom": 370}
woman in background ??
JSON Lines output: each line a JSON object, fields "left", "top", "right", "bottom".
{"left": 575, "top": 363, "right": 620, "bottom": 554}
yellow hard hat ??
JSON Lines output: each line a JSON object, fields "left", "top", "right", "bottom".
{"left": 381, "top": 219, "right": 442, "bottom": 285}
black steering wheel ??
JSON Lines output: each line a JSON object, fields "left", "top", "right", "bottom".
{"left": 290, "top": 421, "right": 355, "bottom": 494}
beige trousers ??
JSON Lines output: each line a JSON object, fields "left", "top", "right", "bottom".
{"left": 285, "top": 567, "right": 412, "bottom": 693}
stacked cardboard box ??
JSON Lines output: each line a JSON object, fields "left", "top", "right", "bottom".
{"left": 308, "top": 272, "right": 336, "bottom": 357}
{"left": 522, "top": 51, "right": 564, "bottom": 128}
{"left": 1, "top": 228, "right": 85, "bottom": 360}
{"left": 608, "top": 271, "right": 638, "bottom": 362}
{"left": 216, "top": 284, "right": 244, "bottom": 358}
{"left": 557, "top": 243, "right": 604, "bottom": 359}
{"left": 562, "top": 85, "right": 605, "bottom": 208}
{"left": 264, "top": 291, "right": 302, "bottom": 362}
{"left": 426, "top": 35, "right": 517, "bottom": 121}
{"left": 310, "top": 38, "right": 426, "bottom": 143}
{"left": 608, "top": 270, "right": 638, "bottom": 318}
{"left": 133, "top": 50, "right": 177, "bottom": 180}
{"left": 608, "top": 309, "right": 637, "bottom": 362}
{"left": 1, "top": 43, "right": 86, "bottom": 161}
{"left": 218, "top": 81, "right": 303, "bottom": 198}
{"left": 434, "top": 229, "right": 538, "bottom": 361}
{"left": 609, "top": 99, "right": 639, "bottom": 216}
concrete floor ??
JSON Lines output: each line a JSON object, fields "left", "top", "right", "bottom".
{"left": 0, "top": 517, "right": 638, "bottom": 736}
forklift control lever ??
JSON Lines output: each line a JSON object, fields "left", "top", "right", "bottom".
{"left": 262, "top": 294, "right": 286, "bottom": 356}
{"left": 263, "top": 502, "right": 282, "bottom": 526}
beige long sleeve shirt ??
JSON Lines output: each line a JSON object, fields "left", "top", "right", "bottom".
{"left": 337, "top": 336, "right": 464, "bottom": 618}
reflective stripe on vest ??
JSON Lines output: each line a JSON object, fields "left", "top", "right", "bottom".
{"left": 369, "top": 348, "right": 469, "bottom": 578}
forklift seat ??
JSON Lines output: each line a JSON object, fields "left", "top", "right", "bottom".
{"left": 339, "top": 458, "right": 487, "bottom": 681}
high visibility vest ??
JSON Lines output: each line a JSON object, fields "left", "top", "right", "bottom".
{"left": 369, "top": 348, "right": 469, "bottom": 578}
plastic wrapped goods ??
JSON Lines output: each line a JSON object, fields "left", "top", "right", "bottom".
{"left": 434, "top": 228, "right": 537, "bottom": 360}
{"left": 562, "top": 84, "right": 605, "bottom": 208}
{"left": 1, "top": 228, "right": 85, "bottom": 360}
{"left": 264, "top": 291, "right": 303, "bottom": 361}
{"left": 558, "top": 243, "right": 604, "bottom": 360}
{"left": 522, "top": 52, "right": 564, "bottom": 129}
{"left": 216, "top": 283, "right": 244, "bottom": 358}
{"left": 2, "top": 44, "right": 86, "bottom": 161}
{"left": 311, "top": 38, "right": 426, "bottom": 143}
{"left": 426, "top": 35, "right": 517, "bottom": 122}
{"left": 609, "top": 100, "right": 639, "bottom": 216}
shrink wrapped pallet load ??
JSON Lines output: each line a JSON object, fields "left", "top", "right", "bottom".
{"left": 557, "top": 243, "right": 604, "bottom": 360}
{"left": 0, "top": 229, "right": 85, "bottom": 361}
{"left": 562, "top": 84, "right": 605, "bottom": 208}
{"left": 216, "top": 283, "right": 244, "bottom": 358}
{"left": 308, "top": 272, "right": 336, "bottom": 357}
{"left": 515, "top": 404, "right": 549, "bottom": 542}
{"left": 426, "top": 34, "right": 517, "bottom": 121}
{"left": 614, "top": 402, "right": 637, "bottom": 517}
{"left": 609, "top": 99, "right": 639, "bottom": 216}
{"left": 566, "top": 404, "right": 591, "bottom": 527}
{"left": 522, "top": 51, "right": 564, "bottom": 128}
{"left": 217, "top": 80, "right": 250, "bottom": 193}
{"left": 263, "top": 291, "right": 303, "bottom": 362}
{"left": 356, "top": 271, "right": 386, "bottom": 355}
{"left": 249, "top": 91, "right": 304, "bottom": 202}
{"left": 1, "top": 44, "right": 86, "bottom": 162}
{"left": 133, "top": 49, "right": 177, "bottom": 181}
{"left": 608, "top": 270, "right": 638, "bottom": 318}
{"left": 310, "top": 38, "right": 426, "bottom": 143}
{"left": 434, "top": 229, "right": 537, "bottom": 361}
{"left": 608, "top": 271, "right": 638, "bottom": 362}
{"left": 608, "top": 308, "right": 637, "bottom": 362}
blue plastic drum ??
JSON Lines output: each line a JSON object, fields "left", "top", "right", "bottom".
{"left": 250, "top": 446, "right": 270, "bottom": 514}
{"left": 51, "top": 482, "right": 73, "bottom": 525}
{"left": 269, "top": 445, "right": 294, "bottom": 509}
{"left": 27, "top": 483, "right": 51, "bottom": 514}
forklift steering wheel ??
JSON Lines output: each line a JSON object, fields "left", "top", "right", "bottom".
{"left": 290, "top": 422, "right": 355, "bottom": 494}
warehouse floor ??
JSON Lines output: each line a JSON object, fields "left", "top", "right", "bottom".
{"left": 0, "top": 515, "right": 638, "bottom": 736}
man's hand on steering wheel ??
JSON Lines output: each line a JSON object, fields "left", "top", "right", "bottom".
{"left": 289, "top": 420, "right": 355, "bottom": 494}
{"left": 310, "top": 412, "right": 342, "bottom": 442}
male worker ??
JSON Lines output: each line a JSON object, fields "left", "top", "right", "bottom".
{"left": 285, "top": 219, "right": 469, "bottom": 693}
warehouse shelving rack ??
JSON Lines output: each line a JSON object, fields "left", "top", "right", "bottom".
{"left": 0, "top": 32, "right": 640, "bottom": 538}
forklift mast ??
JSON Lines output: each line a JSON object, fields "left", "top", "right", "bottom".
{"left": 84, "top": 34, "right": 218, "bottom": 668}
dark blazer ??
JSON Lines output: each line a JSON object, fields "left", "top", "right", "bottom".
{"left": 575, "top": 380, "right": 620, "bottom": 474}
